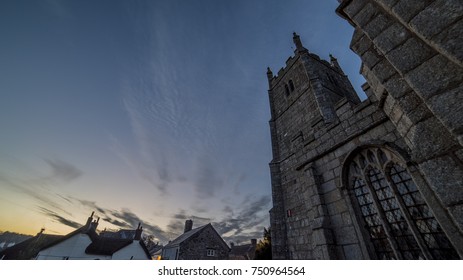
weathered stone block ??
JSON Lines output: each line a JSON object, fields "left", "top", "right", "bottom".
{"left": 363, "top": 12, "right": 393, "bottom": 40}
{"left": 374, "top": 0, "right": 400, "bottom": 10}
{"left": 351, "top": 32, "right": 372, "bottom": 56}
{"left": 382, "top": 94, "right": 396, "bottom": 115}
{"left": 405, "top": 55, "right": 463, "bottom": 100}
{"left": 350, "top": 27, "right": 364, "bottom": 47}
{"left": 458, "top": 135, "right": 463, "bottom": 147}
{"left": 311, "top": 195, "right": 322, "bottom": 207}
{"left": 361, "top": 65, "right": 384, "bottom": 96}
{"left": 344, "top": 0, "right": 369, "bottom": 18}
{"left": 406, "top": 117, "right": 458, "bottom": 161}
{"left": 386, "top": 37, "right": 435, "bottom": 74}
{"left": 389, "top": 104, "right": 404, "bottom": 124}
{"left": 353, "top": 3, "right": 379, "bottom": 28}
{"left": 343, "top": 244, "right": 364, "bottom": 259}
{"left": 358, "top": 116, "right": 376, "bottom": 131}
{"left": 396, "top": 114, "right": 413, "bottom": 136}
{"left": 330, "top": 213, "right": 343, "bottom": 227}
{"left": 395, "top": 91, "right": 422, "bottom": 112}
{"left": 321, "top": 178, "right": 336, "bottom": 193}
{"left": 341, "top": 211, "right": 353, "bottom": 226}
{"left": 373, "top": 22, "right": 410, "bottom": 54}
{"left": 312, "top": 229, "right": 331, "bottom": 246}
{"left": 427, "top": 84, "right": 463, "bottom": 135}
{"left": 383, "top": 131, "right": 401, "bottom": 143}
{"left": 405, "top": 103, "right": 433, "bottom": 124}
{"left": 391, "top": 0, "right": 435, "bottom": 23}
{"left": 383, "top": 75, "right": 411, "bottom": 99}
{"left": 324, "top": 189, "right": 342, "bottom": 204}
{"left": 371, "top": 59, "right": 397, "bottom": 83}
{"left": 383, "top": 119, "right": 397, "bottom": 133}
{"left": 432, "top": 19, "right": 463, "bottom": 65}
{"left": 326, "top": 200, "right": 349, "bottom": 215}
{"left": 334, "top": 226, "right": 359, "bottom": 245}
{"left": 449, "top": 204, "right": 463, "bottom": 231}
{"left": 419, "top": 156, "right": 463, "bottom": 206}
{"left": 361, "top": 49, "right": 382, "bottom": 69}
{"left": 410, "top": 0, "right": 463, "bottom": 39}
{"left": 455, "top": 149, "right": 463, "bottom": 163}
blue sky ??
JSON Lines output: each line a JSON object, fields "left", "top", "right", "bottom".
{"left": 0, "top": 0, "right": 364, "bottom": 244}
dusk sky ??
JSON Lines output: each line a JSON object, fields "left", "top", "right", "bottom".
{"left": 0, "top": 0, "right": 365, "bottom": 244}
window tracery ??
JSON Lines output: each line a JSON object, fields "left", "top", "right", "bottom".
{"left": 347, "top": 147, "right": 459, "bottom": 259}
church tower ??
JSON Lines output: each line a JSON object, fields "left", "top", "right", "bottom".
{"left": 267, "top": 31, "right": 461, "bottom": 260}
{"left": 267, "top": 33, "right": 360, "bottom": 259}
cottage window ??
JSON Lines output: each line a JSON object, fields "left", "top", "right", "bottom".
{"left": 206, "top": 249, "right": 216, "bottom": 257}
{"left": 347, "top": 147, "right": 459, "bottom": 259}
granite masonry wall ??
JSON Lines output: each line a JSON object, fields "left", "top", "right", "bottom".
{"left": 267, "top": 0, "right": 462, "bottom": 259}
{"left": 178, "top": 226, "right": 229, "bottom": 260}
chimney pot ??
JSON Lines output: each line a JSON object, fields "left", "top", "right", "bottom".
{"left": 184, "top": 220, "right": 193, "bottom": 233}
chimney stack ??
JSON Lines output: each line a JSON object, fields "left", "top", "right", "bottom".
{"left": 184, "top": 220, "right": 193, "bottom": 233}
{"left": 90, "top": 217, "right": 99, "bottom": 231}
{"left": 85, "top": 211, "right": 96, "bottom": 231}
{"left": 134, "top": 223, "right": 143, "bottom": 240}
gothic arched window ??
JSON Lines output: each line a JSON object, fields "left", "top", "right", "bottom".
{"left": 347, "top": 147, "right": 459, "bottom": 259}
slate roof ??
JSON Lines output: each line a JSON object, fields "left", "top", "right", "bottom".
{"left": 164, "top": 223, "right": 229, "bottom": 251}
{"left": 164, "top": 224, "right": 209, "bottom": 248}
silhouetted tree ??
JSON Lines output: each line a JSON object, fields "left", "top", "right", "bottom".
{"left": 254, "top": 227, "right": 272, "bottom": 260}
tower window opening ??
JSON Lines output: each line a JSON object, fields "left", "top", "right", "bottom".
{"left": 289, "top": 80, "right": 295, "bottom": 92}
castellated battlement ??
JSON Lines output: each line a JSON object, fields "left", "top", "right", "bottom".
{"left": 269, "top": 51, "right": 343, "bottom": 88}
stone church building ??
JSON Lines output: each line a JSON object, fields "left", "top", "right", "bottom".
{"left": 267, "top": 0, "right": 462, "bottom": 259}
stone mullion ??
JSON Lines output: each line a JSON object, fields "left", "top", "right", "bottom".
{"left": 384, "top": 170, "right": 433, "bottom": 259}
{"left": 362, "top": 168, "right": 403, "bottom": 259}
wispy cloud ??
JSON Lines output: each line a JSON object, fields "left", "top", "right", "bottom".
{"left": 37, "top": 206, "right": 82, "bottom": 229}
{"left": 72, "top": 198, "right": 108, "bottom": 216}
{"left": 43, "top": 158, "right": 83, "bottom": 183}
{"left": 0, "top": 165, "right": 76, "bottom": 217}
{"left": 104, "top": 208, "right": 170, "bottom": 242}
{"left": 213, "top": 195, "right": 271, "bottom": 237}
{"left": 166, "top": 209, "right": 212, "bottom": 236}
{"left": 193, "top": 155, "right": 224, "bottom": 199}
